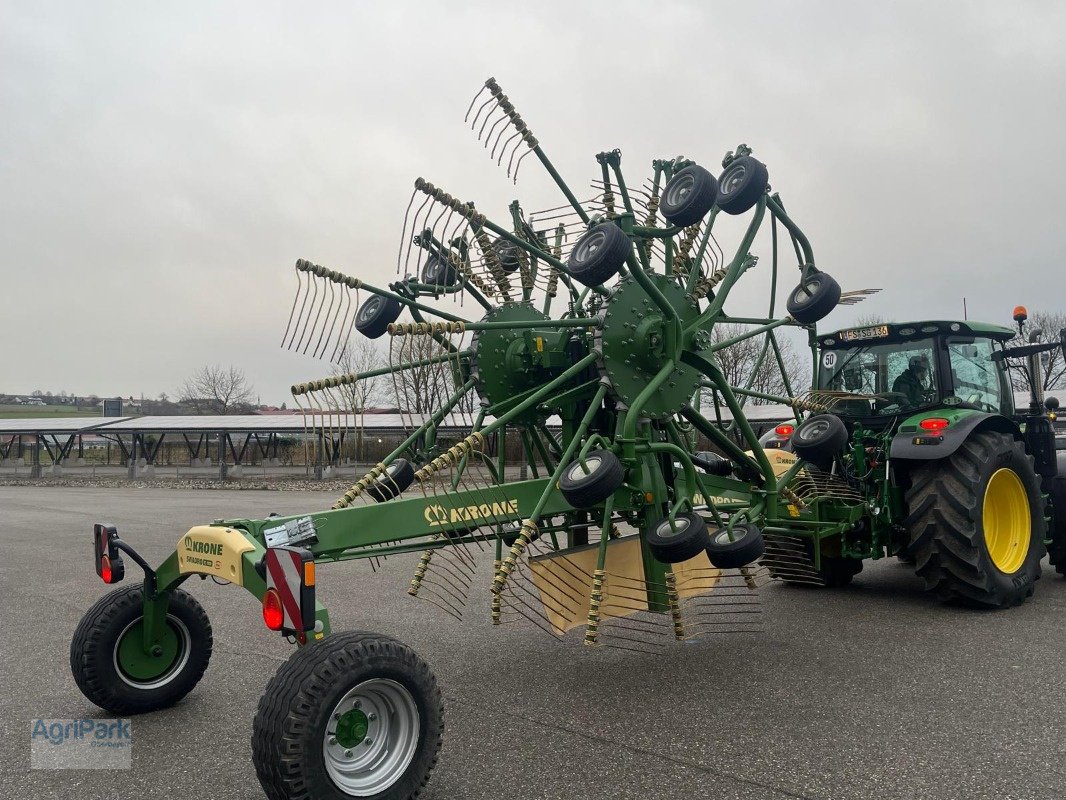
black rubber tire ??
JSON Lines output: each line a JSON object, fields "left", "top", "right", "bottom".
{"left": 706, "top": 523, "right": 765, "bottom": 569}
{"left": 420, "top": 254, "right": 458, "bottom": 288}
{"left": 818, "top": 556, "right": 863, "bottom": 587}
{"left": 566, "top": 223, "right": 630, "bottom": 287}
{"left": 252, "top": 631, "right": 443, "bottom": 800}
{"left": 558, "top": 449, "right": 625, "bottom": 509}
{"left": 1043, "top": 474, "right": 1066, "bottom": 576}
{"left": 355, "top": 295, "right": 403, "bottom": 339}
{"left": 904, "top": 430, "right": 1046, "bottom": 608}
{"left": 645, "top": 512, "right": 711, "bottom": 563}
{"left": 70, "top": 586, "right": 212, "bottom": 715}
{"left": 786, "top": 271, "right": 841, "bottom": 325}
{"left": 715, "top": 156, "right": 769, "bottom": 215}
{"left": 660, "top": 165, "right": 718, "bottom": 228}
{"left": 492, "top": 237, "right": 522, "bottom": 274}
{"left": 791, "top": 414, "right": 848, "bottom": 471}
{"left": 365, "top": 459, "right": 415, "bottom": 502}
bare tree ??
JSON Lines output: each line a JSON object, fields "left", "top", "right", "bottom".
{"left": 1007, "top": 310, "right": 1066, "bottom": 392}
{"left": 704, "top": 323, "right": 808, "bottom": 404}
{"left": 333, "top": 340, "right": 387, "bottom": 413}
{"left": 178, "top": 364, "right": 255, "bottom": 414}
{"left": 387, "top": 336, "right": 466, "bottom": 415}
{"left": 853, "top": 313, "right": 887, "bottom": 327}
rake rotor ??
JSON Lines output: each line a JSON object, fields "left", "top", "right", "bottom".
{"left": 277, "top": 77, "right": 881, "bottom": 650}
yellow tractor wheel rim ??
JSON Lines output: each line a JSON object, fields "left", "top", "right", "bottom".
{"left": 982, "top": 468, "right": 1031, "bottom": 574}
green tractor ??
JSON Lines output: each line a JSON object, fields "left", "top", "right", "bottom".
{"left": 766, "top": 310, "right": 1066, "bottom": 606}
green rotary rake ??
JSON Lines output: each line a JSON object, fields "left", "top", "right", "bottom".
{"left": 71, "top": 77, "right": 880, "bottom": 800}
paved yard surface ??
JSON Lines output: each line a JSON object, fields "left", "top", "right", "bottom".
{"left": 3, "top": 486, "right": 1064, "bottom": 800}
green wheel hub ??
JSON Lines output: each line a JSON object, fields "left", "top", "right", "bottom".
{"left": 334, "top": 707, "right": 370, "bottom": 748}
{"left": 115, "top": 617, "right": 185, "bottom": 684}
{"left": 596, "top": 273, "right": 701, "bottom": 418}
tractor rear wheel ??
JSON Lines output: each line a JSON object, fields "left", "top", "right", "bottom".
{"left": 253, "top": 632, "right": 443, "bottom": 800}
{"left": 904, "top": 430, "right": 1045, "bottom": 607}
{"left": 1046, "top": 474, "right": 1066, "bottom": 576}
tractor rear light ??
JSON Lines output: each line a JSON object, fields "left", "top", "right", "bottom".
{"left": 264, "top": 546, "right": 316, "bottom": 634}
{"left": 775, "top": 424, "right": 795, "bottom": 437}
{"left": 93, "top": 523, "right": 125, "bottom": 584}
{"left": 919, "top": 418, "right": 950, "bottom": 432}
{"left": 262, "top": 589, "right": 284, "bottom": 631}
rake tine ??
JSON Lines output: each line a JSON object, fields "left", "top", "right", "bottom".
{"left": 302, "top": 276, "right": 333, "bottom": 355}
{"left": 281, "top": 268, "right": 306, "bottom": 348}
{"left": 464, "top": 81, "right": 490, "bottom": 123}
{"left": 292, "top": 273, "right": 320, "bottom": 353}
{"left": 327, "top": 285, "right": 354, "bottom": 363}
{"left": 309, "top": 278, "right": 337, "bottom": 357}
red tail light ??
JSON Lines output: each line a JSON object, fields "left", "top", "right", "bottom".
{"left": 262, "top": 589, "right": 284, "bottom": 631}
{"left": 919, "top": 418, "right": 949, "bottom": 432}
{"left": 100, "top": 555, "right": 113, "bottom": 584}
{"left": 775, "top": 424, "right": 795, "bottom": 437}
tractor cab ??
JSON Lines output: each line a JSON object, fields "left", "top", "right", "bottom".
{"left": 814, "top": 320, "right": 1016, "bottom": 423}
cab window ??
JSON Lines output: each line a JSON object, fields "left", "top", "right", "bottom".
{"left": 947, "top": 338, "right": 1003, "bottom": 413}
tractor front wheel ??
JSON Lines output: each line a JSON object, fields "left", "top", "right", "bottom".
{"left": 253, "top": 632, "right": 443, "bottom": 800}
{"left": 70, "top": 586, "right": 212, "bottom": 714}
{"left": 905, "top": 430, "right": 1045, "bottom": 607}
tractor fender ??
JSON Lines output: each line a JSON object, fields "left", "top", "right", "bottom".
{"left": 889, "top": 412, "right": 1019, "bottom": 462}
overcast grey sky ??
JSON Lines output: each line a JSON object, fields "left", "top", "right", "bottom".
{"left": 2, "top": 1, "right": 1063, "bottom": 404}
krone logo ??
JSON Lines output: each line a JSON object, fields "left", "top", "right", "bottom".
{"left": 423, "top": 499, "right": 520, "bottom": 527}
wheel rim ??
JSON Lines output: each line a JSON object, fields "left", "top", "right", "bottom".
{"left": 323, "top": 678, "right": 421, "bottom": 797}
{"left": 567, "top": 456, "right": 601, "bottom": 482}
{"left": 657, "top": 517, "right": 690, "bottom": 539}
{"left": 575, "top": 231, "right": 605, "bottom": 262}
{"left": 714, "top": 527, "right": 745, "bottom": 546}
{"left": 666, "top": 173, "right": 695, "bottom": 207}
{"left": 360, "top": 297, "right": 381, "bottom": 322}
{"left": 983, "top": 468, "right": 1031, "bottom": 574}
{"left": 722, "top": 163, "right": 747, "bottom": 194}
{"left": 798, "top": 419, "right": 829, "bottom": 441}
{"left": 114, "top": 615, "right": 191, "bottom": 689}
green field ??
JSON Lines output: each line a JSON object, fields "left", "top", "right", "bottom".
{"left": 0, "top": 404, "right": 99, "bottom": 419}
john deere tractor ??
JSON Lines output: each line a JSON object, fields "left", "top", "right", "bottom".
{"left": 766, "top": 309, "right": 1066, "bottom": 607}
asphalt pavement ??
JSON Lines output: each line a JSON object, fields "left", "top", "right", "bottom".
{"left": 3, "top": 486, "right": 1065, "bottom": 800}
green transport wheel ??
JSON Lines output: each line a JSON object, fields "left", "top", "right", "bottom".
{"left": 705, "top": 523, "right": 765, "bottom": 569}
{"left": 645, "top": 511, "right": 711, "bottom": 564}
{"left": 70, "top": 586, "right": 212, "bottom": 715}
{"left": 558, "top": 450, "right": 625, "bottom": 509}
{"left": 905, "top": 430, "right": 1046, "bottom": 607}
{"left": 253, "top": 631, "right": 443, "bottom": 800}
